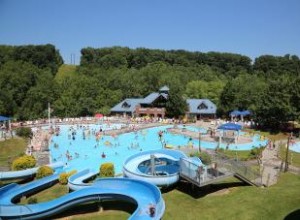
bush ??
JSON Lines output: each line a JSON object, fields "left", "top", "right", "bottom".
{"left": 59, "top": 170, "right": 77, "bottom": 185}
{"left": 11, "top": 155, "right": 36, "bottom": 171}
{"left": 28, "top": 197, "right": 38, "bottom": 204}
{"left": 99, "top": 163, "right": 115, "bottom": 177}
{"left": 36, "top": 166, "right": 54, "bottom": 179}
{"left": 59, "top": 173, "right": 68, "bottom": 185}
{"left": 15, "top": 127, "right": 33, "bottom": 138}
{"left": 189, "top": 151, "right": 212, "bottom": 165}
{"left": 248, "top": 146, "right": 264, "bottom": 163}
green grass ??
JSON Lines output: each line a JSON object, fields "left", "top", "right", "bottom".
{"left": 55, "top": 64, "right": 77, "bottom": 82}
{"left": 0, "top": 137, "right": 27, "bottom": 168}
{"left": 279, "top": 144, "right": 300, "bottom": 167}
{"left": 244, "top": 128, "right": 288, "bottom": 141}
{"left": 19, "top": 183, "right": 69, "bottom": 204}
{"left": 217, "top": 149, "right": 251, "bottom": 161}
{"left": 163, "top": 174, "right": 300, "bottom": 220}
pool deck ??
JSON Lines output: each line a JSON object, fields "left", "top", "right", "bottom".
{"left": 103, "top": 122, "right": 165, "bottom": 136}
{"left": 167, "top": 127, "right": 253, "bottom": 144}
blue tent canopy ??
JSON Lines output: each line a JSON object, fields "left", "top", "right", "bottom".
{"left": 218, "top": 123, "right": 242, "bottom": 131}
{"left": 229, "top": 110, "right": 242, "bottom": 116}
{"left": 239, "top": 110, "right": 251, "bottom": 116}
{"left": 230, "top": 110, "right": 251, "bottom": 117}
{"left": 0, "top": 116, "right": 10, "bottom": 122}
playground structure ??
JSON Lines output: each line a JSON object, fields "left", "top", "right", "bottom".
{"left": 0, "top": 149, "right": 262, "bottom": 219}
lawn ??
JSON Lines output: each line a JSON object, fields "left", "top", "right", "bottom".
{"left": 244, "top": 128, "right": 288, "bottom": 141}
{"left": 217, "top": 149, "right": 252, "bottom": 161}
{"left": 163, "top": 174, "right": 300, "bottom": 220}
{"left": 0, "top": 137, "right": 27, "bottom": 169}
{"left": 13, "top": 173, "right": 300, "bottom": 220}
{"left": 279, "top": 144, "right": 300, "bottom": 168}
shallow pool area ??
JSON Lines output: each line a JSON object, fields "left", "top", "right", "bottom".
{"left": 49, "top": 123, "right": 268, "bottom": 174}
{"left": 290, "top": 141, "right": 300, "bottom": 153}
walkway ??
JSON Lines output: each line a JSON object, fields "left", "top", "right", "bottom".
{"left": 261, "top": 139, "right": 300, "bottom": 186}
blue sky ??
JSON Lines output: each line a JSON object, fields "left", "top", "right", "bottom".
{"left": 0, "top": 0, "right": 299, "bottom": 64}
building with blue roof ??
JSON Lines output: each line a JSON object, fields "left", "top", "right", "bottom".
{"left": 111, "top": 86, "right": 169, "bottom": 117}
{"left": 111, "top": 86, "right": 217, "bottom": 118}
{"left": 186, "top": 99, "right": 217, "bottom": 119}
{"left": 110, "top": 98, "right": 144, "bottom": 116}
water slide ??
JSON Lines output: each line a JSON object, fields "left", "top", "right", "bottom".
{"left": 123, "top": 149, "right": 191, "bottom": 186}
{"left": 0, "top": 169, "right": 165, "bottom": 220}
{"left": 0, "top": 162, "right": 64, "bottom": 180}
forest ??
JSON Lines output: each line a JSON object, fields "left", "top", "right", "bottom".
{"left": 0, "top": 44, "right": 300, "bottom": 130}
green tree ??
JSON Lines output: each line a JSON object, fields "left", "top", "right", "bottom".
{"left": 185, "top": 80, "right": 225, "bottom": 105}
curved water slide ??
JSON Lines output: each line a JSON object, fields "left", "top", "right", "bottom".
{"left": 123, "top": 149, "right": 189, "bottom": 187}
{"left": 0, "top": 169, "right": 165, "bottom": 220}
{"left": 0, "top": 162, "right": 64, "bottom": 180}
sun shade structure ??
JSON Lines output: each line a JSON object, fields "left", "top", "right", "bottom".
{"left": 218, "top": 123, "right": 242, "bottom": 131}
{"left": 0, "top": 116, "right": 10, "bottom": 122}
{"left": 230, "top": 110, "right": 251, "bottom": 116}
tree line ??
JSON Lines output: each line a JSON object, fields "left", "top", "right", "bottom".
{"left": 0, "top": 44, "right": 300, "bottom": 130}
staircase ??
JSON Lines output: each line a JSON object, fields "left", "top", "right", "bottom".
{"left": 179, "top": 153, "right": 262, "bottom": 187}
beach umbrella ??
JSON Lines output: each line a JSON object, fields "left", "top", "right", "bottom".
{"left": 95, "top": 113, "right": 104, "bottom": 118}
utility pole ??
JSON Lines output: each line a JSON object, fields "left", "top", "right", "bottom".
{"left": 198, "top": 132, "right": 202, "bottom": 153}
{"left": 284, "top": 133, "right": 292, "bottom": 172}
{"left": 48, "top": 102, "right": 51, "bottom": 128}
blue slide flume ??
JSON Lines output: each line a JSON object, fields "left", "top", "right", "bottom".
{"left": 0, "top": 162, "right": 64, "bottom": 180}
{"left": 0, "top": 170, "right": 165, "bottom": 220}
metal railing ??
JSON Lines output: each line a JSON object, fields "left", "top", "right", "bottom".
{"left": 179, "top": 153, "right": 262, "bottom": 187}
{"left": 211, "top": 153, "right": 262, "bottom": 186}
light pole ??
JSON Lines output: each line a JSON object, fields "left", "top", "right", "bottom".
{"left": 284, "top": 133, "right": 292, "bottom": 172}
{"left": 198, "top": 131, "right": 202, "bottom": 153}
{"left": 48, "top": 102, "right": 51, "bottom": 128}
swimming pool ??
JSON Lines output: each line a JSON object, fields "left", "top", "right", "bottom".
{"left": 177, "top": 125, "right": 207, "bottom": 133}
{"left": 49, "top": 124, "right": 267, "bottom": 174}
{"left": 290, "top": 141, "right": 300, "bottom": 153}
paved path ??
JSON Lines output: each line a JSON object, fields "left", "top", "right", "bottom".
{"left": 261, "top": 142, "right": 282, "bottom": 186}
{"left": 261, "top": 140, "right": 300, "bottom": 186}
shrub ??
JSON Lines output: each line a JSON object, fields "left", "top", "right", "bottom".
{"left": 59, "top": 170, "right": 77, "bottom": 185}
{"left": 248, "top": 146, "right": 264, "bottom": 163}
{"left": 15, "top": 127, "right": 33, "bottom": 138}
{"left": 59, "top": 173, "right": 68, "bottom": 185}
{"left": 99, "top": 163, "right": 115, "bottom": 177}
{"left": 36, "top": 166, "right": 54, "bottom": 179}
{"left": 11, "top": 155, "right": 36, "bottom": 171}
{"left": 189, "top": 151, "right": 212, "bottom": 165}
{"left": 28, "top": 197, "right": 38, "bottom": 204}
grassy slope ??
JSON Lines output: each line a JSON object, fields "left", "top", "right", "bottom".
{"left": 279, "top": 144, "right": 300, "bottom": 167}
{"left": 54, "top": 64, "right": 77, "bottom": 82}
{"left": 0, "top": 137, "right": 27, "bottom": 168}
{"left": 163, "top": 174, "right": 300, "bottom": 220}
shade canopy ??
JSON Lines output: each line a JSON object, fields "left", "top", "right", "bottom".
{"left": 230, "top": 110, "right": 251, "bottom": 117}
{"left": 0, "top": 116, "right": 10, "bottom": 122}
{"left": 229, "top": 110, "right": 242, "bottom": 117}
{"left": 218, "top": 123, "right": 242, "bottom": 131}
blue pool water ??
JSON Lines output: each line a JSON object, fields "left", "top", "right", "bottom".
{"left": 290, "top": 141, "right": 300, "bottom": 153}
{"left": 49, "top": 124, "right": 267, "bottom": 174}
{"left": 177, "top": 125, "right": 207, "bottom": 133}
